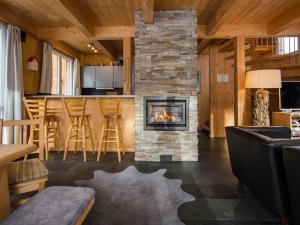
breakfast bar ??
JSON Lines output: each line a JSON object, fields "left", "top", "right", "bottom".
{"left": 28, "top": 95, "right": 135, "bottom": 154}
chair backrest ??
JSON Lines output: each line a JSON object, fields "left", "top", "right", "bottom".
{"left": 0, "top": 119, "right": 44, "bottom": 159}
{"left": 23, "top": 97, "right": 46, "bottom": 120}
{"left": 96, "top": 98, "right": 120, "bottom": 117}
{"left": 62, "top": 98, "right": 86, "bottom": 124}
{"left": 45, "top": 100, "right": 61, "bottom": 117}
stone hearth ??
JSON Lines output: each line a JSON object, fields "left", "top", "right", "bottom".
{"left": 134, "top": 10, "right": 198, "bottom": 161}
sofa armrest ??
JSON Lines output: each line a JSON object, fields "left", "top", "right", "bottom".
{"left": 271, "top": 139, "right": 300, "bottom": 146}
{"left": 240, "top": 126, "right": 291, "bottom": 139}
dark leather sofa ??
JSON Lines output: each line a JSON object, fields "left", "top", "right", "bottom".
{"left": 225, "top": 126, "right": 300, "bottom": 223}
{"left": 283, "top": 146, "right": 300, "bottom": 225}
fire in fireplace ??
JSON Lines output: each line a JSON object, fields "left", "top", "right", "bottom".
{"left": 144, "top": 97, "right": 188, "bottom": 131}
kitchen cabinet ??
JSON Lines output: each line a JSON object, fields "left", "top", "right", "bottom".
{"left": 81, "top": 66, "right": 123, "bottom": 89}
{"left": 81, "top": 66, "right": 96, "bottom": 88}
{"left": 96, "top": 66, "right": 114, "bottom": 89}
{"left": 114, "top": 66, "right": 123, "bottom": 88}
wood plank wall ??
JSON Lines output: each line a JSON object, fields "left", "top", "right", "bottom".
{"left": 80, "top": 54, "right": 113, "bottom": 66}
{"left": 22, "top": 33, "right": 113, "bottom": 94}
{"left": 22, "top": 33, "right": 43, "bottom": 94}
{"left": 209, "top": 43, "right": 235, "bottom": 137}
{"left": 197, "top": 49, "right": 210, "bottom": 131}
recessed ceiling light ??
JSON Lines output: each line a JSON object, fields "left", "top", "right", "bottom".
{"left": 87, "top": 44, "right": 91, "bottom": 48}
{"left": 91, "top": 46, "right": 95, "bottom": 50}
{"left": 94, "top": 49, "right": 98, "bottom": 53}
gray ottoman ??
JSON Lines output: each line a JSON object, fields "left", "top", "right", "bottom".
{"left": 1, "top": 186, "right": 95, "bottom": 225}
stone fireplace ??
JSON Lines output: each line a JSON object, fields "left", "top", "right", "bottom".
{"left": 134, "top": 10, "right": 198, "bottom": 161}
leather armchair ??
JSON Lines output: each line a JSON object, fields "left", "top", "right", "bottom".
{"left": 283, "top": 146, "right": 300, "bottom": 225}
{"left": 225, "top": 126, "right": 300, "bottom": 221}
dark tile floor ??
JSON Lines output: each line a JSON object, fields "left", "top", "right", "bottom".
{"left": 45, "top": 132, "right": 281, "bottom": 225}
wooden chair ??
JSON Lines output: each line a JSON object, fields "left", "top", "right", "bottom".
{"left": 96, "top": 98, "right": 125, "bottom": 162}
{"left": 23, "top": 97, "right": 61, "bottom": 161}
{"left": 0, "top": 119, "right": 48, "bottom": 205}
{"left": 62, "top": 98, "right": 95, "bottom": 162}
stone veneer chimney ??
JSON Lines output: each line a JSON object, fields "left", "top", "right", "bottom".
{"left": 134, "top": 10, "right": 198, "bottom": 161}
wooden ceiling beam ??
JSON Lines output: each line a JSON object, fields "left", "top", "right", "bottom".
{"left": 37, "top": 26, "right": 135, "bottom": 40}
{"left": 38, "top": 23, "right": 300, "bottom": 43}
{"left": 199, "top": 24, "right": 300, "bottom": 39}
{"left": 0, "top": 3, "right": 37, "bottom": 35}
{"left": 268, "top": 3, "right": 300, "bottom": 34}
{"left": 51, "top": 0, "right": 115, "bottom": 58}
{"left": 206, "top": 0, "right": 237, "bottom": 35}
{"left": 52, "top": 0, "right": 94, "bottom": 36}
{"left": 198, "top": 39, "right": 211, "bottom": 54}
{"left": 141, "top": 0, "right": 154, "bottom": 24}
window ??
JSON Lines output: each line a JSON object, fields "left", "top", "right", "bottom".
{"left": 51, "top": 51, "right": 73, "bottom": 95}
{"left": 277, "top": 37, "right": 299, "bottom": 55}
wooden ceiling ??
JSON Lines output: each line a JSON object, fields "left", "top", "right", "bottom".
{"left": 0, "top": 0, "right": 300, "bottom": 58}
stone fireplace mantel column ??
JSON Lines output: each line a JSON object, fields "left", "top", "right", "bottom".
{"left": 134, "top": 10, "right": 198, "bottom": 161}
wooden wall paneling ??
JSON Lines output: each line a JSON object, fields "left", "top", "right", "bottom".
{"left": 198, "top": 51, "right": 210, "bottom": 130}
{"left": 209, "top": 43, "right": 235, "bottom": 137}
{"left": 22, "top": 33, "right": 43, "bottom": 94}
{"left": 22, "top": 35, "right": 82, "bottom": 94}
{"left": 123, "top": 37, "right": 132, "bottom": 95}
{"left": 234, "top": 36, "right": 251, "bottom": 126}
{"left": 80, "top": 54, "right": 113, "bottom": 66}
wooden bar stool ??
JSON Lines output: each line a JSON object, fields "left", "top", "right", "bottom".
{"left": 63, "top": 98, "right": 95, "bottom": 162}
{"left": 44, "top": 103, "right": 62, "bottom": 158}
{"left": 23, "top": 97, "right": 61, "bottom": 161}
{"left": 96, "top": 98, "right": 125, "bottom": 162}
{"left": 23, "top": 97, "right": 46, "bottom": 159}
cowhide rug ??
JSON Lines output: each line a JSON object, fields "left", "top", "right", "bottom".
{"left": 75, "top": 166, "right": 194, "bottom": 225}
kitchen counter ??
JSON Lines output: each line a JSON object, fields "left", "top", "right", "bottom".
{"left": 26, "top": 96, "right": 135, "bottom": 153}
{"left": 29, "top": 95, "right": 135, "bottom": 98}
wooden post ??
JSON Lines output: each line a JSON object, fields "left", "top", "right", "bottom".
{"left": 234, "top": 36, "right": 251, "bottom": 126}
{"left": 0, "top": 165, "right": 11, "bottom": 220}
{"left": 123, "top": 37, "right": 132, "bottom": 95}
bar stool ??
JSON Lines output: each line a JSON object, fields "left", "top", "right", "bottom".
{"left": 63, "top": 97, "right": 95, "bottom": 162}
{"left": 23, "top": 97, "right": 46, "bottom": 159}
{"left": 96, "top": 98, "right": 125, "bottom": 162}
{"left": 44, "top": 104, "right": 61, "bottom": 159}
{"left": 23, "top": 97, "right": 61, "bottom": 161}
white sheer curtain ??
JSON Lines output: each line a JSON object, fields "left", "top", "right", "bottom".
{"left": 73, "top": 58, "right": 81, "bottom": 95}
{"left": 39, "top": 42, "right": 53, "bottom": 94}
{"left": 3, "top": 25, "right": 23, "bottom": 122}
{"left": 65, "top": 57, "right": 81, "bottom": 95}
{"left": 0, "top": 22, "right": 7, "bottom": 118}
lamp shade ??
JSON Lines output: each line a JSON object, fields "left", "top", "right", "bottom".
{"left": 245, "top": 69, "right": 282, "bottom": 89}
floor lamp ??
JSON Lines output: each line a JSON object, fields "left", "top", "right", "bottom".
{"left": 245, "top": 69, "right": 282, "bottom": 127}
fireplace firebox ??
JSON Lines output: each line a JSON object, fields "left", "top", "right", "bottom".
{"left": 144, "top": 97, "right": 189, "bottom": 131}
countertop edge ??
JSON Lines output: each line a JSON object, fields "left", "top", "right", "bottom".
{"left": 27, "top": 95, "right": 136, "bottom": 98}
